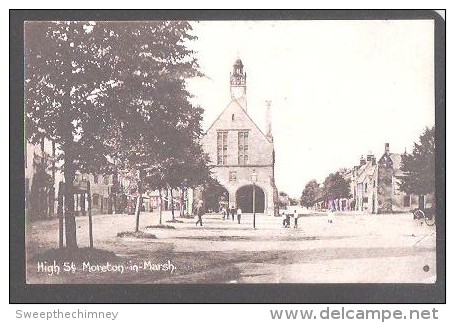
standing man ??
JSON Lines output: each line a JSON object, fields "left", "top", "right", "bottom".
{"left": 237, "top": 207, "right": 242, "bottom": 224}
{"left": 230, "top": 203, "right": 236, "bottom": 221}
{"left": 195, "top": 199, "right": 204, "bottom": 226}
{"left": 293, "top": 209, "right": 299, "bottom": 229}
{"left": 226, "top": 206, "right": 230, "bottom": 221}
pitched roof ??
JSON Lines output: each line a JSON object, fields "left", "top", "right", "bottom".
{"left": 378, "top": 152, "right": 405, "bottom": 176}
{"left": 204, "top": 96, "right": 272, "bottom": 144}
{"left": 389, "top": 153, "right": 402, "bottom": 169}
{"left": 389, "top": 153, "right": 405, "bottom": 176}
{"left": 356, "top": 161, "right": 376, "bottom": 183}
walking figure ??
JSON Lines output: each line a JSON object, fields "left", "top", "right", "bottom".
{"left": 237, "top": 207, "right": 242, "bottom": 224}
{"left": 282, "top": 211, "right": 291, "bottom": 228}
{"left": 195, "top": 199, "right": 204, "bottom": 226}
{"left": 230, "top": 204, "right": 236, "bottom": 221}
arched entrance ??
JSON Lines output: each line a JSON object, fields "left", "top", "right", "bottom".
{"left": 236, "top": 185, "right": 265, "bottom": 213}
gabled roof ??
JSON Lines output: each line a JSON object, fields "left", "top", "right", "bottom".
{"left": 378, "top": 152, "right": 405, "bottom": 176}
{"left": 356, "top": 161, "right": 376, "bottom": 183}
{"left": 389, "top": 153, "right": 402, "bottom": 169}
{"left": 204, "top": 96, "right": 272, "bottom": 144}
{"left": 390, "top": 153, "right": 405, "bottom": 176}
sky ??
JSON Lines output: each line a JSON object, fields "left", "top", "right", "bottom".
{"left": 185, "top": 20, "right": 435, "bottom": 198}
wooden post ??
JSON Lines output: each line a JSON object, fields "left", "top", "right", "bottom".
{"left": 87, "top": 181, "right": 93, "bottom": 248}
{"left": 159, "top": 189, "right": 163, "bottom": 225}
{"left": 57, "top": 181, "right": 64, "bottom": 249}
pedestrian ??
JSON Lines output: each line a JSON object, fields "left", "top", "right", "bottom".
{"left": 195, "top": 199, "right": 204, "bottom": 226}
{"left": 293, "top": 210, "right": 299, "bottom": 229}
{"left": 230, "top": 204, "right": 236, "bottom": 221}
{"left": 327, "top": 208, "right": 334, "bottom": 224}
{"left": 282, "top": 211, "right": 287, "bottom": 228}
{"left": 237, "top": 207, "right": 242, "bottom": 224}
{"left": 285, "top": 213, "right": 291, "bottom": 228}
{"left": 226, "top": 207, "right": 230, "bottom": 221}
{"left": 282, "top": 211, "right": 290, "bottom": 228}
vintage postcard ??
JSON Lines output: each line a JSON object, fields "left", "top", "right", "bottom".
{"left": 15, "top": 11, "right": 444, "bottom": 302}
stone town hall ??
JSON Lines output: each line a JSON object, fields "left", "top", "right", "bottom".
{"left": 201, "top": 58, "right": 278, "bottom": 216}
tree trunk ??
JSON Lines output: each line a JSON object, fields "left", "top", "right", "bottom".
{"left": 87, "top": 181, "right": 93, "bottom": 248}
{"left": 57, "top": 181, "right": 64, "bottom": 249}
{"left": 134, "top": 194, "right": 142, "bottom": 232}
{"left": 63, "top": 163, "right": 78, "bottom": 250}
{"left": 179, "top": 187, "right": 184, "bottom": 217}
{"left": 134, "top": 169, "right": 144, "bottom": 232}
{"left": 170, "top": 188, "right": 175, "bottom": 221}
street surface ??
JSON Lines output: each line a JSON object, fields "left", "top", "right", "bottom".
{"left": 26, "top": 210, "right": 436, "bottom": 284}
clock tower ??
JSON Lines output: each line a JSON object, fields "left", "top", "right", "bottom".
{"left": 230, "top": 58, "right": 247, "bottom": 102}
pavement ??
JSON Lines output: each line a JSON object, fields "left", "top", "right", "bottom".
{"left": 25, "top": 210, "right": 437, "bottom": 284}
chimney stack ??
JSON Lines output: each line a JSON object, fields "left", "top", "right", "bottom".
{"left": 366, "top": 151, "right": 376, "bottom": 164}
{"left": 385, "top": 143, "right": 390, "bottom": 154}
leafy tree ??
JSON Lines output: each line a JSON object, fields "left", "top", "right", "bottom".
{"left": 200, "top": 177, "right": 228, "bottom": 213}
{"left": 322, "top": 172, "right": 350, "bottom": 200}
{"left": 300, "top": 179, "right": 321, "bottom": 208}
{"left": 25, "top": 21, "right": 121, "bottom": 249}
{"left": 25, "top": 21, "right": 208, "bottom": 244}
{"left": 289, "top": 197, "right": 300, "bottom": 206}
{"left": 103, "top": 22, "right": 209, "bottom": 228}
{"left": 399, "top": 126, "right": 435, "bottom": 196}
{"left": 278, "top": 191, "right": 289, "bottom": 209}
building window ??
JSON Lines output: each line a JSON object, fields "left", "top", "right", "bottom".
{"left": 238, "top": 131, "right": 249, "bottom": 165}
{"left": 92, "top": 194, "right": 99, "bottom": 206}
{"left": 364, "top": 183, "right": 368, "bottom": 193}
{"left": 232, "top": 114, "right": 235, "bottom": 121}
{"left": 94, "top": 174, "right": 99, "bottom": 184}
{"left": 217, "top": 131, "right": 228, "bottom": 165}
{"left": 103, "top": 175, "right": 109, "bottom": 185}
{"left": 373, "top": 180, "right": 376, "bottom": 188}
{"left": 404, "top": 195, "right": 411, "bottom": 207}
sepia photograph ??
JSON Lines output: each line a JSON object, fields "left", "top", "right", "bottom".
{"left": 13, "top": 10, "right": 444, "bottom": 302}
